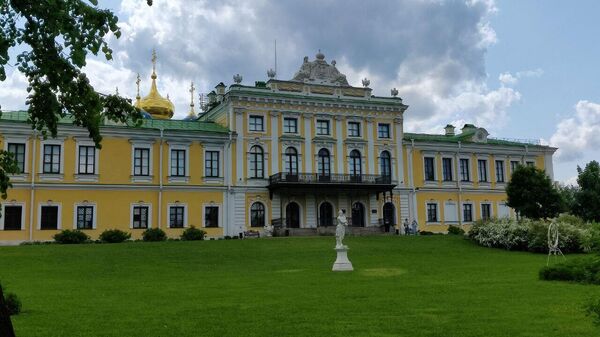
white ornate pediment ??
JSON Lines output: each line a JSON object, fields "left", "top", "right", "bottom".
{"left": 291, "top": 51, "right": 350, "bottom": 86}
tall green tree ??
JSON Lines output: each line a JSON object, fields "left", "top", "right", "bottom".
{"left": 0, "top": 0, "right": 146, "bottom": 198}
{"left": 506, "top": 165, "right": 564, "bottom": 219}
{"left": 573, "top": 161, "right": 600, "bottom": 222}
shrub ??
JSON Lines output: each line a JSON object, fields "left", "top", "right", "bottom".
{"left": 99, "top": 229, "right": 131, "bottom": 243}
{"left": 585, "top": 297, "right": 600, "bottom": 327}
{"left": 142, "top": 228, "right": 166, "bottom": 242}
{"left": 468, "top": 218, "right": 528, "bottom": 250}
{"left": 5, "top": 292, "right": 21, "bottom": 316}
{"left": 180, "top": 226, "right": 206, "bottom": 241}
{"left": 527, "top": 220, "right": 587, "bottom": 254}
{"left": 53, "top": 229, "right": 90, "bottom": 244}
{"left": 447, "top": 225, "right": 465, "bottom": 235}
{"left": 539, "top": 256, "right": 600, "bottom": 284}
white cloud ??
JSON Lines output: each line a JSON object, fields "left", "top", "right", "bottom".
{"left": 550, "top": 100, "right": 600, "bottom": 162}
{"left": 0, "top": 68, "right": 28, "bottom": 111}
{"left": 498, "top": 68, "right": 543, "bottom": 87}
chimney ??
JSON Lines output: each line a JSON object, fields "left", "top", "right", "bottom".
{"left": 215, "top": 82, "right": 226, "bottom": 102}
{"left": 444, "top": 124, "right": 455, "bottom": 136}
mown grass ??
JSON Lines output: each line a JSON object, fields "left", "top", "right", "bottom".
{"left": 1, "top": 236, "right": 599, "bottom": 337}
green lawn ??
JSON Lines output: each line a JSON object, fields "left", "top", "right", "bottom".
{"left": 1, "top": 236, "right": 599, "bottom": 337}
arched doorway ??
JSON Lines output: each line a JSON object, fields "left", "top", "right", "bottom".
{"left": 319, "top": 202, "right": 333, "bottom": 227}
{"left": 383, "top": 202, "right": 395, "bottom": 232}
{"left": 286, "top": 202, "right": 300, "bottom": 228}
{"left": 351, "top": 202, "right": 365, "bottom": 227}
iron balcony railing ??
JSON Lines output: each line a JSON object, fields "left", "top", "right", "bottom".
{"left": 268, "top": 173, "right": 392, "bottom": 185}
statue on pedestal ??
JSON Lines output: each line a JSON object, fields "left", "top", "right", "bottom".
{"left": 335, "top": 209, "right": 348, "bottom": 248}
{"left": 332, "top": 209, "right": 353, "bottom": 271}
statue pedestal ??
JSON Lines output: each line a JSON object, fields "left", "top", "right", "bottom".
{"left": 332, "top": 246, "right": 354, "bottom": 272}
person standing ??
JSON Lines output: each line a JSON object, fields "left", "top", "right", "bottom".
{"left": 411, "top": 219, "right": 418, "bottom": 235}
{"left": 403, "top": 218, "right": 410, "bottom": 235}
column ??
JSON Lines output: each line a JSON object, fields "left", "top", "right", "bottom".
{"left": 394, "top": 117, "right": 404, "bottom": 185}
{"left": 369, "top": 194, "right": 379, "bottom": 226}
{"left": 270, "top": 110, "right": 280, "bottom": 175}
{"left": 305, "top": 195, "right": 316, "bottom": 228}
{"left": 366, "top": 116, "right": 375, "bottom": 174}
{"left": 234, "top": 108, "right": 245, "bottom": 185}
{"left": 335, "top": 115, "right": 344, "bottom": 174}
{"left": 304, "top": 112, "right": 313, "bottom": 173}
{"left": 272, "top": 193, "right": 281, "bottom": 220}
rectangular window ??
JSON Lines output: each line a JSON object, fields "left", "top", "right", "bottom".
{"left": 510, "top": 160, "right": 520, "bottom": 173}
{"left": 170, "top": 149, "right": 186, "bottom": 176}
{"left": 7, "top": 143, "right": 26, "bottom": 173}
{"left": 169, "top": 206, "right": 185, "bottom": 228}
{"left": 463, "top": 204, "right": 473, "bottom": 222}
{"left": 481, "top": 204, "right": 491, "bottom": 220}
{"left": 3, "top": 205, "right": 22, "bottom": 230}
{"left": 204, "top": 206, "right": 219, "bottom": 228}
{"left": 76, "top": 206, "right": 94, "bottom": 229}
{"left": 133, "top": 148, "right": 150, "bottom": 176}
{"left": 442, "top": 158, "right": 453, "bottom": 181}
{"left": 348, "top": 122, "right": 361, "bottom": 137}
{"left": 132, "top": 206, "right": 149, "bottom": 229}
{"left": 495, "top": 160, "right": 505, "bottom": 183}
{"left": 249, "top": 115, "right": 264, "bottom": 132}
{"left": 205, "top": 151, "right": 220, "bottom": 178}
{"left": 460, "top": 158, "right": 470, "bottom": 182}
{"left": 378, "top": 123, "right": 390, "bottom": 138}
{"left": 316, "top": 120, "right": 330, "bottom": 135}
{"left": 43, "top": 144, "right": 61, "bottom": 174}
{"left": 478, "top": 159, "right": 488, "bottom": 182}
{"left": 283, "top": 118, "right": 298, "bottom": 133}
{"left": 40, "top": 206, "right": 59, "bottom": 230}
{"left": 426, "top": 203, "right": 438, "bottom": 222}
{"left": 424, "top": 157, "right": 435, "bottom": 181}
{"left": 78, "top": 146, "right": 96, "bottom": 174}
{"left": 526, "top": 161, "right": 535, "bottom": 167}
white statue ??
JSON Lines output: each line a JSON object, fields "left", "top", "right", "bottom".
{"left": 263, "top": 223, "right": 273, "bottom": 237}
{"left": 335, "top": 209, "right": 348, "bottom": 248}
{"left": 547, "top": 220, "right": 565, "bottom": 265}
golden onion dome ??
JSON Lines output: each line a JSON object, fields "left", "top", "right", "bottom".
{"left": 135, "top": 50, "right": 174, "bottom": 119}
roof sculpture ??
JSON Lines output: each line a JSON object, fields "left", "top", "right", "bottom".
{"left": 291, "top": 51, "right": 349, "bottom": 86}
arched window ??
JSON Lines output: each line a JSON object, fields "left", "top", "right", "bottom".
{"left": 250, "top": 202, "right": 265, "bottom": 227}
{"left": 249, "top": 145, "right": 264, "bottom": 178}
{"left": 317, "top": 148, "right": 330, "bottom": 177}
{"left": 349, "top": 149, "right": 362, "bottom": 176}
{"left": 319, "top": 202, "right": 334, "bottom": 226}
{"left": 284, "top": 147, "right": 298, "bottom": 175}
{"left": 380, "top": 151, "right": 391, "bottom": 177}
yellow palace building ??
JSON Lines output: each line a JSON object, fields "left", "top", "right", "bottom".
{"left": 0, "top": 52, "right": 556, "bottom": 243}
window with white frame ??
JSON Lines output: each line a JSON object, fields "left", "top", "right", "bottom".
{"left": 444, "top": 202, "right": 458, "bottom": 223}
{"left": 2, "top": 205, "right": 23, "bottom": 230}
{"left": 348, "top": 121, "right": 361, "bottom": 137}
{"left": 317, "top": 148, "right": 331, "bottom": 177}
{"left": 378, "top": 123, "right": 390, "bottom": 138}
{"left": 40, "top": 205, "right": 59, "bottom": 230}
{"left": 205, "top": 151, "right": 220, "bottom": 177}
{"left": 380, "top": 151, "right": 392, "bottom": 177}
{"left": 481, "top": 203, "right": 492, "bottom": 221}
{"left": 526, "top": 161, "right": 535, "bottom": 167}
{"left": 43, "top": 144, "right": 61, "bottom": 174}
{"left": 478, "top": 159, "right": 488, "bottom": 182}
{"left": 250, "top": 202, "right": 265, "bottom": 227}
{"left": 133, "top": 147, "right": 150, "bottom": 176}
{"left": 76, "top": 205, "right": 95, "bottom": 229}
{"left": 463, "top": 203, "right": 473, "bottom": 222}
{"left": 498, "top": 202, "right": 510, "bottom": 218}
{"left": 316, "top": 120, "right": 330, "bottom": 135}
{"left": 169, "top": 205, "right": 185, "bottom": 228}
{"left": 424, "top": 157, "right": 435, "bottom": 181}
{"left": 132, "top": 205, "right": 149, "bottom": 229}
{"left": 495, "top": 160, "right": 505, "bottom": 183}
{"left": 204, "top": 206, "right": 219, "bottom": 228}
{"left": 510, "top": 160, "right": 520, "bottom": 174}
{"left": 170, "top": 149, "right": 186, "bottom": 177}
{"left": 7, "top": 143, "right": 26, "bottom": 173}
{"left": 460, "top": 158, "right": 470, "bottom": 181}
{"left": 426, "top": 203, "right": 438, "bottom": 222}
{"left": 442, "top": 158, "right": 453, "bottom": 181}
{"left": 78, "top": 145, "right": 96, "bottom": 174}
{"left": 249, "top": 115, "right": 264, "bottom": 132}
{"left": 284, "top": 147, "right": 299, "bottom": 175}
{"left": 283, "top": 117, "right": 298, "bottom": 134}
{"left": 249, "top": 145, "right": 264, "bottom": 178}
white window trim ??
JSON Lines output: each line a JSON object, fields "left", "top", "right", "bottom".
{"left": 315, "top": 118, "right": 332, "bottom": 136}
{"left": 461, "top": 202, "right": 474, "bottom": 223}
{"left": 496, "top": 201, "right": 512, "bottom": 219}
{"left": 377, "top": 149, "right": 395, "bottom": 179}
{"left": 4, "top": 137, "right": 29, "bottom": 180}
{"left": 443, "top": 201, "right": 459, "bottom": 224}
{"left": 75, "top": 140, "right": 99, "bottom": 182}
{"left": 248, "top": 114, "right": 267, "bottom": 134}
{"left": 39, "top": 139, "right": 65, "bottom": 181}
{"left": 130, "top": 141, "right": 154, "bottom": 182}
{"left": 458, "top": 156, "right": 472, "bottom": 183}
{"left": 130, "top": 203, "right": 152, "bottom": 229}
{"left": 346, "top": 147, "right": 365, "bottom": 176}
{"left": 423, "top": 155, "right": 437, "bottom": 183}
{"left": 37, "top": 202, "right": 62, "bottom": 230}
{"left": 441, "top": 156, "right": 455, "bottom": 183}
{"left": 202, "top": 203, "right": 222, "bottom": 228}
{"left": 0, "top": 202, "right": 26, "bottom": 230}
{"left": 203, "top": 146, "right": 224, "bottom": 182}
{"left": 167, "top": 203, "right": 188, "bottom": 228}
{"left": 425, "top": 201, "right": 440, "bottom": 224}
{"left": 73, "top": 202, "right": 97, "bottom": 230}
{"left": 168, "top": 144, "right": 190, "bottom": 183}
{"left": 377, "top": 123, "right": 392, "bottom": 140}
{"left": 347, "top": 120, "right": 362, "bottom": 138}
{"left": 246, "top": 143, "right": 268, "bottom": 181}
{"left": 477, "top": 158, "right": 490, "bottom": 184}
{"left": 480, "top": 202, "right": 493, "bottom": 220}
{"left": 282, "top": 117, "right": 299, "bottom": 134}
{"left": 494, "top": 159, "right": 506, "bottom": 185}
{"left": 282, "top": 145, "right": 303, "bottom": 175}
{"left": 248, "top": 201, "right": 269, "bottom": 228}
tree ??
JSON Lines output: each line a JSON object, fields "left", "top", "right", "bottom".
{"left": 0, "top": 0, "right": 146, "bottom": 198}
{"left": 573, "top": 161, "right": 600, "bottom": 222}
{"left": 506, "top": 165, "right": 564, "bottom": 219}
{"left": 557, "top": 183, "right": 579, "bottom": 213}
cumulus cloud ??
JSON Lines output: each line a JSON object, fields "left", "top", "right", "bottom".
{"left": 499, "top": 68, "right": 543, "bottom": 86}
{"left": 550, "top": 100, "right": 600, "bottom": 162}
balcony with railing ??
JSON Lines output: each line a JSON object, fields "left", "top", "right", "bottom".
{"left": 267, "top": 172, "right": 396, "bottom": 197}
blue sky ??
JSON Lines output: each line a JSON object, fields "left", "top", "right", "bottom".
{"left": 0, "top": 0, "right": 597, "bottom": 184}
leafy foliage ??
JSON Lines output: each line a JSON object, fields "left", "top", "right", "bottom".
{"left": 99, "top": 229, "right": 131, "bottom": 243}
{"left": 142, "top": 228, "right": 166, "bottom": 242}
{"left": 573, "top": 161, "right": 600, "bottom": 222}
{"left": 539, "top": 256, "right": 600, "bottom": 284}
{"left": 180, "top": 226, "right": 206, "bottom": 241}
{"left": 53, "top": 229, "right": 90, "bottom": 244}
{"left": 585, "top": 297, "right": 600, "bottom": 327}
{"left": 447, "top": 225, "right": 465, "bottom": 235}
{"left": 4, "top": 292, "right": 20, "bottom": 316}
{"left": 506, "top": 165, "right": 564, "bottom": 219}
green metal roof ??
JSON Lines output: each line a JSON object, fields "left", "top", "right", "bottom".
{"left": 0, "top": 110, "right": 229, "bottom": 134}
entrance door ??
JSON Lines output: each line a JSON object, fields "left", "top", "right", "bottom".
{"left": 383, "top": 202, "right": 395, "bottom": 232}
{"left": 319, "top": 202, "right": 333, "bottom": 226}
{"left": 286, "top": 202, "right": 300, "bottom": 228}
{"left": 351, "top": 202, "right": 365, "bottom": 227}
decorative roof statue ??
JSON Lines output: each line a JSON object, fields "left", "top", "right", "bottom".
{"left": 291, "top": 50, "right": 349, "bottom": 86}
{"left": 267, "top": 68, "right": 276, "bottom": 79}
{"left": 362, "top": 78, "right": 370, "bottom": 88}
{"left": 233, "top": 74, "right": 243, "bottom": 84}
{"left": 391, "top": 88, "right": 399, "bottom": 97}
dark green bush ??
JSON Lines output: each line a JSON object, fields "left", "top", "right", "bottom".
{"left": 53, "top": 229, "right": 90, "bottom": 244}
{"left": 180, "top": 226, "right": 206, "bottom": 241}
{"left": 539, "top": 256, "right": 600, "bottom": 284}
{"left": 5, "top": 292, "right": 21, "bottom": 316}
{"left": 447, "top": 225, "right": 465, "bottom": 235}
{"left": 99, "top": 229, "right": 131, "bottom": 243}
{"left": 419, "top": 231, "right": 438, "bottom": 236}
{"left": 142, "top": 228, "right": 167, "bottom": 242}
